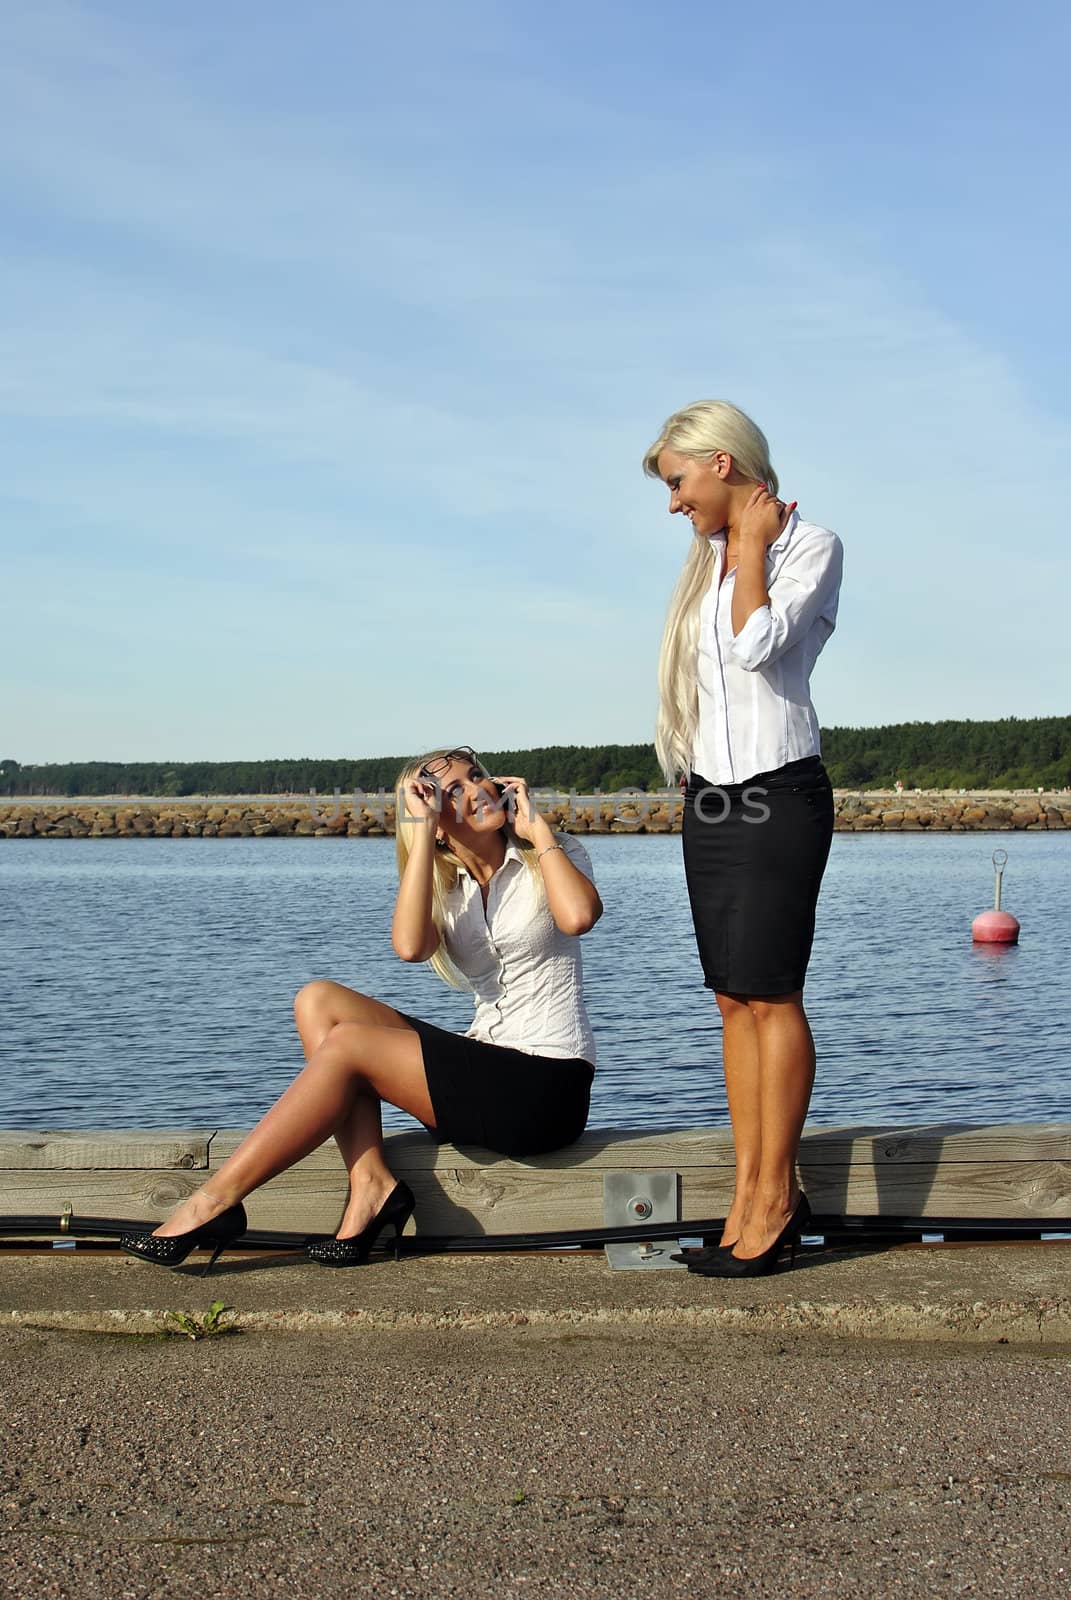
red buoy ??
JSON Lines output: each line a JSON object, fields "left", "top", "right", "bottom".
{"left": 971, "top": 908, "right": 1020, "bottom": 944}
{"left": 972, "top": 849, "right": 1020, "bottom": 944}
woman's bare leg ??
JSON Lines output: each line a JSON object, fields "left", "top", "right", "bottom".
{"left": 292, "top": 980, "right": 420, "bottom": 1236}
{"left": 732, "top": 990, "right": 815, "bottom": 1259}
{"left": 293, "top": 979, "right": 412, "bottom": 1057}
{"left": 152, "top": 1019, "right": 433, "bottom": 1237}
{"left": 714, "top": 992, "right": 762, "bottom": 1246}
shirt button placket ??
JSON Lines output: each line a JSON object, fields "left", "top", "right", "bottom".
{"left": 715, "top": 566, "right": 734, "bottom": 779}
{"left": 484, "top": 880, "right": 506, "bottom": 1042}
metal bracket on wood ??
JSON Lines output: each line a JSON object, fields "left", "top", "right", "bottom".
{"left": 52, "top": 1202, "right": 76, "bottom": 1250}
{"left": 603, "top": 1171, "right": 686, "bottom": 1270}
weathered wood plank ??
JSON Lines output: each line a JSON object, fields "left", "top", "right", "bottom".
{"left": 2, "top": 1161, "right": 1068, "bottom": 1235}
{"left": 0, "top": 1131, "right": 210, "bottom": 1170}
{"left": 403, "top": 1162, "right": 1071, "bottom": 1234}
{"left": 2, "top": 1162, "right": 1067, "bottom": 1234}
{"left": 816, "top": 1124, "right": 1071, "bottom": 1166}
{"left": 2, "top": 1126, "right": 1068, "bottom": 1236}
{"left": 2, "top": 1121, "right": 1067, "bottom": 1176}
{"left": 0, "top": 1169, "right": 207, "bottom": 1218}
{"left": 209, "top": 1122, "right": 1071, "bottom": 1170}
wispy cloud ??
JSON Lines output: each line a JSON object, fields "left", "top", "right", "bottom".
{"left": 2, "top": 1, "right": 1068, "bottom": 759}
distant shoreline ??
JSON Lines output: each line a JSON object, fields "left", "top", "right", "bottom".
{"left": 4, "top": 787, "right": 1069, "bottom": 805}
{"left": 2, "top": 792, "right": 1069, "bottom": 837}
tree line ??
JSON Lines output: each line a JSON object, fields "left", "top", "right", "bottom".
{"left": 2, "top": 717, "right": 1068, "bottom": 797}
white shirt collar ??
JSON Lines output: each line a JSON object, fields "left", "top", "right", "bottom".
{"left": 768, "top": 506, "right": 799, "bottom": 556}
{"left": 708, "top": 506, "right": 799, "bottom": 562}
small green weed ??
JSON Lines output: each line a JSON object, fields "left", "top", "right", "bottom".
{"left": 163, "top": 1300, "right": 238, "bottom": 1341}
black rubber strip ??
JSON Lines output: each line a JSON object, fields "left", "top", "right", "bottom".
{"left": 2, "top": 1212, "right": 1068, "bottom": 1252}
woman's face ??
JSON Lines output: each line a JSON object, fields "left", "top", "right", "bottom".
{"left": 432, "top": 755, "right": 505, "bottom": 839}
{"left": 657, "top": 447, "right": 732, "bottom": 538}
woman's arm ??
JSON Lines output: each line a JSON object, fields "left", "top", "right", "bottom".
{"left": 731, "top": 488, "right": 791, "bottom": 638}
{"left": 391, "top": 780, "right": 442, "bottom": 963}
{"left": 498, "top": 777, "right": 603, "bottom": 936}
{"left": 731, "top": 494, "right": 842, "bottom": 670}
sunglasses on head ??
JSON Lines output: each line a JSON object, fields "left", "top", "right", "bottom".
{"left": 417, "top": 746, "right": 484, "bottom": 784}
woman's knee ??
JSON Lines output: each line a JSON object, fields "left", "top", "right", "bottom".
{"left": 747, "top": 991, "right": 805, "bottom": 1026}
{"left": 294, "top": 978, "right": 362, "bottom": 1026}
{"left": 715, "top": 991, "right": 752, "bottom": 1022}
{"left": 320, "top": 1020, "right": 377, "bottom": 1066}
{"left": 295, "top": 978, "right": 330, "bottom": 1018}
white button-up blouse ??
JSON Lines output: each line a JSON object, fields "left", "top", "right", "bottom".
{"left": 440, "top": 835, "right": 597, "bottom": 1065}
{"left": 692, "top": 510, "right": 843, "bottom": 786}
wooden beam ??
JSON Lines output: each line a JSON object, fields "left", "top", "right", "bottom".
{"left": 0, "top": 1130, "right": 210, "bottom": 1170}
{"left": 0, "top": 1124, "right": 1068, "bottom": 1235}
{"left": 205, "top": 1121, "right": 1071, "bottom": 1171}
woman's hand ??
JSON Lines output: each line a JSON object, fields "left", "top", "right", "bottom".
{"left": 495, "top": 775, "right": 538, "bottom": 842}
{"left": 731, "top": 489, "right": 795, "bottom": 637}
{"left": 495, "top": 776, "right": 603, "bottom": 935}
{"left": 392, "top": 778, "right": 442, "bottom": 963}
{"left": 401, "top": 776, "right": 442, "bottom": 824}
{"left": 739, "top": 486, "right": 793, "bottom": 548}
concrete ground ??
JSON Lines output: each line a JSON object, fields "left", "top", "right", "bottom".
{"left": 0, "top": 1242, "right": 1068, "bottom": 1597}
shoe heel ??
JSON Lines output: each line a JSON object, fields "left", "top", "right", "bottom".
{"left": 305, "top": 1181, "right": 415, "bottom": 1269}
{"left": 200, "top": 1241, "right": 226, "bottom": 1277}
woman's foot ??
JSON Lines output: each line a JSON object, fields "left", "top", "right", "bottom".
{"left": 152, "top": 1188, "right": 237, "bottom": 1238}
{"left": 122, "top": 1201, "right": 247, "bottom": 1274}
{"left": 719, "top": 1191, "right": 754, "bottom": 1250}
{"left": 306, "top": 1181, "right": 416, "bottom": 1267}
{"left": 335, "top": 1173, "right": 398, "bottom": 1240}
{"left": 731, "top": 1189, "right": 802, "bottom": 1261}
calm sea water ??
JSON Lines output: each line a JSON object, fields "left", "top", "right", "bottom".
{"left": 0, "top": 834, "right": 1068, "bottom": 1130}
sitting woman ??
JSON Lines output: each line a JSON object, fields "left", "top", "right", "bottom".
{"left": 120, "top": 746, "right": 602, "bottom": 1272}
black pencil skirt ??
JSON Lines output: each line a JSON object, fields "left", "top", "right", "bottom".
{"left": 681, "top": 755, "right": 834, "bottom": 996}
{"left": 399, "top": 1013, "right": 595, "bottom": 1160}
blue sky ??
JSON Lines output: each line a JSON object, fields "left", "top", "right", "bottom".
{"left": 3, "top": 0, "right": 1069, "bottom": 763}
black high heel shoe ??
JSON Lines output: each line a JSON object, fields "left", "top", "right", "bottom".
{"left": 304, "top": 1181, "right": 416, "bottom": 1267}
{"left": 119, "top": 1203, "right": 248, "bottom": 1276}
{"left": 692, "top": 1194, "right": 812, "bottom": 1279}
{"left": 683, "top": 1241, "right": 740, "bottom": 1273}
{"left": 670, "top": 1238, "right": 739, "bottom": 1269}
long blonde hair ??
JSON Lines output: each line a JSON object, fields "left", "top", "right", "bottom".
{"left": 643, "top": 400, "right": 779, "bottom": 782}
{"left": 394, "top": 748, "right": 546, "bottom": 989}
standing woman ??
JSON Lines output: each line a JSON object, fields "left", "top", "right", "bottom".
{"left": 644, "top": 400, "right": 843, "bottom": 1277}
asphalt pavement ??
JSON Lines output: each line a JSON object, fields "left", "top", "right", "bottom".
{"left": 1, "top": 1242, "right": 1068, "bottom": 1597}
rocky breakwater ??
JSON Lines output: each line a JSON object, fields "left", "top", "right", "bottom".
{"left": 0, "top": 795, "right": 684, "bottom": 839}
{"left": 833, "top": 792, "right": 1071, "bottom": 832}
{"left": 0, "top": 792, "right": 1069, "bottom": 838}
{"left": 0, "top": 800, "right": 393, "bottom": 839}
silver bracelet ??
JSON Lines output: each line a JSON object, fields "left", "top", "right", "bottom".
{"left": 536, "top": 842, "right": 564, "bottom": 861}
